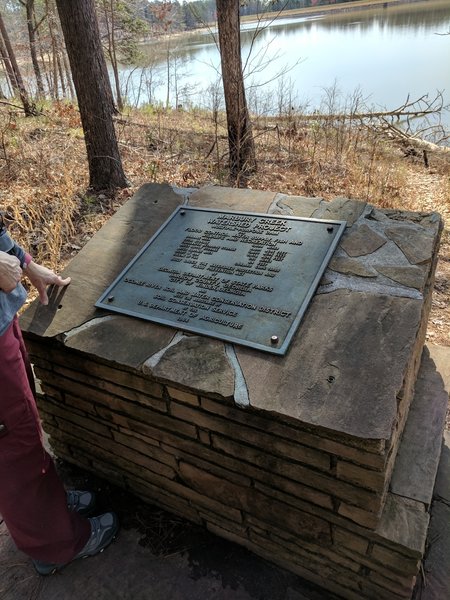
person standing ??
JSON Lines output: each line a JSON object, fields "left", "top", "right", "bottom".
{"left": 0, "top": 214, "right": 118, "bottom": 575}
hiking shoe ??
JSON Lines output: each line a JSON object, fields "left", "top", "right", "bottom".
{"left": 33, "top": 512, "right": 119, "bottom": 576}
{"left": 66, "top": 490, "right": 96, "bottom": 516}
{"left": 76, "top": 512, "right": 118, "bottom": 557}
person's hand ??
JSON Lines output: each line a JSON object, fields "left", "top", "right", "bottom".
{"left": 25, "top": 261, "right": 71, "bottom": 305}
{"left": 0, "top": 251, "right": 22, "bottom": 293}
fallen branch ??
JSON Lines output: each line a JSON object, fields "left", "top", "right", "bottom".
{"left": 289, "top": 108, "right": 441, "bottom": 121}
{"left": 0, "top": 99, "right": 25, "bottom": 111}
{"left": 275, "top": 92, "right": 446, "bottom": 123}
{"left": 378, "top": 119, "right": 450, "bottom": 156}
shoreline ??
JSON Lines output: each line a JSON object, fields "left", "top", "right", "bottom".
{"left": 151, "top": 0, "right": 430, "bottom": 44}
{"left": 240, "top": 0, "right": 429, "bottom": 24}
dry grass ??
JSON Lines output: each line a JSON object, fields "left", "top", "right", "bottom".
{"left": 1, "top": 100, "right": 449, "bottom": 344}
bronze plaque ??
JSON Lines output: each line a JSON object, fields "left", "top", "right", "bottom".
{"left": 96, "top": 207, "right": 345, "bottom": 354}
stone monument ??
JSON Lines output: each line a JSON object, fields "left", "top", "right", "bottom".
{"left": 20, "top": 184, "right": 448, "bottom": 599}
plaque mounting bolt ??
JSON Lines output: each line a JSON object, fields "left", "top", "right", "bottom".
{"left": 107, "top": 296, "right": 115, "bottom": 302}
{"left": 180, "top": 209, "right": 186, "bottom": 215}
{"left": 270, "top": 335, "right": 279, "bottom": 345}
{"left": 327, "top": 226, "right": 334, "bottom": 233}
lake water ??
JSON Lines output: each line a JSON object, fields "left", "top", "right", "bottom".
{"left": 122, "top": 0, "right": 450, "bottom": 127}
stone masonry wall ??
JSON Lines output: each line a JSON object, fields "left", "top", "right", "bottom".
{"left": 27, "top": 337, "right": 437, "bottom": 600}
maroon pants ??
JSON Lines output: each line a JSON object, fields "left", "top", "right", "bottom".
{"left": 0, "top": 317, "right": 90, "bottom": 563}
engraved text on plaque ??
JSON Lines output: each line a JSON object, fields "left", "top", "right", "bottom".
{"left": 95, "top": 207, "right": 346, "bottom": 354}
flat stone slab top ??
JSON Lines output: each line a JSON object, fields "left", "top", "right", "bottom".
{"left": 20, "top": 183, "right": 443, "bottom": 443}
{"left": 236, "top": 290, "right": 422, "bottom": 439}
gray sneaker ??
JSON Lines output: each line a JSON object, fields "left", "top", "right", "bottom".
{"left": 66, "top": 490, "right": 96, "bottom": 516}
{"left": 33, "top": 512, "right": 119, "bottom": 576}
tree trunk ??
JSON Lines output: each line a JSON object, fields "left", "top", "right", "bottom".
{"left": 0, "top": 33, "right": 15, "bottom": 95}
{"left": 46, "top": 0, "right": 59, "bottom": 99}
{"left": 35, "top": 19, "right": 52, "bottom": 94}
{"left": 23, "top": 0, "right": 45, "bottom": 97}
{"left": 0, "top": 10, "right": 34, "bottom": 116}
{"left": 55, "top": 13, "right": 75, "bottom": 99}
{"left": 61, "top": 49, "right": 75, "bottom": 99}
{"left": 56, "top": 46, "right": 66, "bottom": 97}
{"left": 101, "top": 0, "right": 123, "bottom": 111}
{"left": 55, "top": 0, "right": 127, "bottom": 191}
{"left": 216, "top": 0, "right": 256, "bottom": 181}
{"left": 165, "top": 39, "right": 170, "bottom": 110}
{"left": 108, "top": 0, "right": 123, "bottom": 111}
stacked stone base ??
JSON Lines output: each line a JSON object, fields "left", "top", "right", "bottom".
{"left": 27, "top": 338, "right": 447, "bottom": 600}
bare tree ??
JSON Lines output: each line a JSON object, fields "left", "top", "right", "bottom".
{"left": 0, "top": 30, "right": 15, "bottom": 95}
{"left": 97, "top": 0, "right": 148, "bottom": 112}
{"left": 216, "top": 0, "right": 256, "bottom": 181}
{"left": 19, "top": 0, "right": 45, "bottom": 97}
{"left": 148, "top": 1, "right": 178, "bottom": 110}
{"left": 98, "top": 0, "right": 124, "bottom": 111}
{"left": 0, "top": 9, "right": 35, "bottom": 115}
{"left": 57, "top": 14, "right": 75, "bottom": 99}
{"left": 55, "top": 0, "right": 127, "bottom": 191}
{"left": 46, "top": 0, "right": 61, "bottom": 99}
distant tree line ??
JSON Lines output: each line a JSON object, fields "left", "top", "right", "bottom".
{"left": 144, "top": 1, "right": 358, "bottom": 31}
